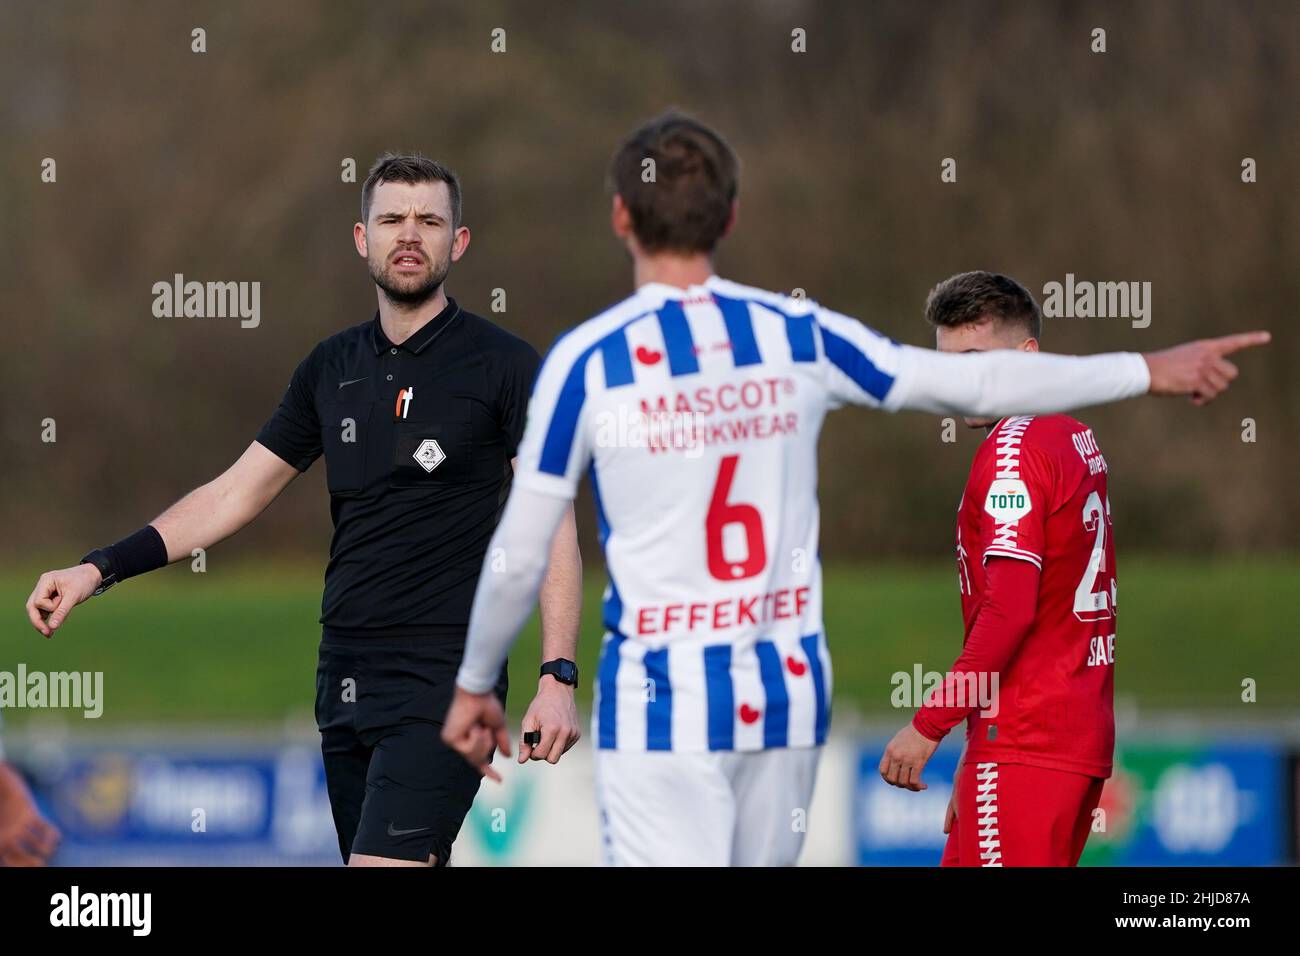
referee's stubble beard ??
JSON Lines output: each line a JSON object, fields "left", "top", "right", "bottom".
{"left": 367, "top": 235, "right": 453, "bottom": 307}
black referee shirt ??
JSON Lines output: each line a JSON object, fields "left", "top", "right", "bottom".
{"left": 256, "top": 299, "right": 541, "bottom": 638}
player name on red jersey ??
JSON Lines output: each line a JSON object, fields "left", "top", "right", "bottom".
{"left": 1071, "top": 426, "right": 1108, "bottom": 475}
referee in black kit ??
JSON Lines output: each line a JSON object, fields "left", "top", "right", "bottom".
{"left": 25, "top": 155, "right": 584, "bottom": 867}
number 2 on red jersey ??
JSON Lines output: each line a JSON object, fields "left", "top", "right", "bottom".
{"left": 1074, "top": 490, "right": 1116, "bottom": 622}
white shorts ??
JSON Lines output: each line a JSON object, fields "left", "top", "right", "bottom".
{"left": 594, "top": 747, "right": 822, "bottom": 866}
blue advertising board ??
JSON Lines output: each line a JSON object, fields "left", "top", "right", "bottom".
{"left": 854, "top": 737, "right": 1289, "bottom": 866}
{"left": 31, "top": 746, "right": 339, "bottom": 865}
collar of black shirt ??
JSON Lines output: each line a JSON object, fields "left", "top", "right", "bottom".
{"left": 369, "top": 298, "right": 462, "bottom": 355}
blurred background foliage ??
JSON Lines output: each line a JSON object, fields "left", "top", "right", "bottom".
{"left": 1, "top": 0, "right": 1296, "bottom": 570}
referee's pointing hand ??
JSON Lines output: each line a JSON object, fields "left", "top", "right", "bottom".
{"left": 443, "top": 686, "right": 512, "bottom": 783}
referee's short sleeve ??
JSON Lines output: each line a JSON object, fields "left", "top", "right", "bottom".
{"left": 256, "top": 346, "right": 323, "bottom": 471}
{"left": 498, "top": 340, "right": 542, "bottom": 459}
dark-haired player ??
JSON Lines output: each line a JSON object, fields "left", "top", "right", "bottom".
{"left": 881, "top": 271, "right": 1121, "bottom": 866}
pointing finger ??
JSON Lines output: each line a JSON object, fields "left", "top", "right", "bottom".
{"left": 1210, "top": 331, "right": 1270, "bottom": 356}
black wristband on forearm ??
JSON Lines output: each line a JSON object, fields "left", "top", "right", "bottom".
{"left": 103, "top": 526, "right": 169, "bottom": 581}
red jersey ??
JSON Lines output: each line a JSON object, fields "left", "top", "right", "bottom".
{"left": 944, "top": 414, "right": 1116, "bottom": 778}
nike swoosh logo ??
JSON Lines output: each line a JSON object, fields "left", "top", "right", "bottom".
{"left": 387, "top": 823, "right": 430, "bottom": 837}
{"left": 338, "top": 377, "right": 367, "bottom": 389}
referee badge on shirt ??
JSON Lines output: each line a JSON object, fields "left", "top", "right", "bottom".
{"left": 413, "top": 439, "right": 446, "bottom": 473}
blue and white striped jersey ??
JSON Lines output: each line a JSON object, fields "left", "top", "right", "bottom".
{"left": 512, "top": 276, "right": 914, "bottom": 752}
{"left": 460, "top": 277, "right": 1149, "bottom": 744}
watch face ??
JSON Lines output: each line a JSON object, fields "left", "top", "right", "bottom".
{"left": 546, "top": 660, "right": 577, "bottom": 684}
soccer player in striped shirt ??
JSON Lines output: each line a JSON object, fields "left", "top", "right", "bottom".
{"left": 879, "top": 271, "right": 1122, "bottom": 866}
{"left": 444, "top": 113, "right": 1267, "bottom": 866}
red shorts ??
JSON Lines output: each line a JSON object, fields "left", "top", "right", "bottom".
{"left": 941, "top": 761, "right": 1104, "bottom": 867}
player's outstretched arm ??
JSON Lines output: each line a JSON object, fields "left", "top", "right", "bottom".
{"left": 885, "top": 331, "right": 1270, "bottom": 417}
{"left": 24, "top": 441, "right": 299, "bottom": 637}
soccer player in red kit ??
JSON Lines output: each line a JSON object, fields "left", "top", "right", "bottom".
{"left": 880, "top": 271, "right": 1117, "bottom": 866}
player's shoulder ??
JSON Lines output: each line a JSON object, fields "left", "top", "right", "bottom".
{"left": 709, "top": 275, "right": 878, "bottom": 342}
{"left": 1020, "top": 413, "right": 1097, "bottom": 457}
{"left": 537, "top": 287, "right": 671, "bottom": 372}
{"left": 993, "top": 415, "right": 1107, "bottom": 495}
{"left": 706, "top": 276, "right": 818, "bottom": 317}
{"left": 972, "top": 415, "right": 1071, "bottom": 475}
{"left": 710, "top": 276, "right": 905, "bottom": 380}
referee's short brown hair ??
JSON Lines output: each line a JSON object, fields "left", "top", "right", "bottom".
{"left": 362, "top": 153, "right": 462, "bottom": 228}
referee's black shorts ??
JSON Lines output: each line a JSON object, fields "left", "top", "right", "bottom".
{"left": 314, "top": 633, "right": 508, "bottom": 865}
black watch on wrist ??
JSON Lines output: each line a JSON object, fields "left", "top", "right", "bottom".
{"left": 79, "top": 549, "right": 118, "bottom": 596}
{"left": 540, "top": 658, "right": 579, "bottom": 688}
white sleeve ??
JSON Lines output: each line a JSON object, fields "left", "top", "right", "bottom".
{"left": 814, "top": 307, "right": 1150, "bottom": 417}
{"left": 884, "top": 344, "right": 1151, "bottom": 416}
{"left": 456, "top": 487, "right": 570, "bottom": 694}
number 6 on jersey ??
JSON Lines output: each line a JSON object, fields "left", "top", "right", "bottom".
{"left": 706, "top": 454, "right": 767, "bottom": 581}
